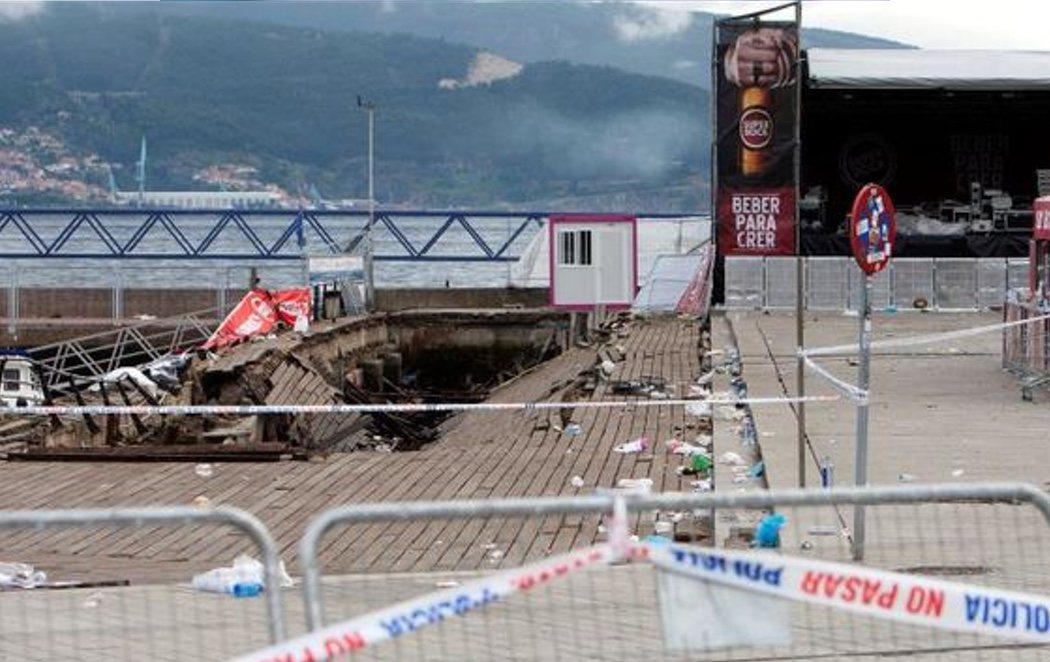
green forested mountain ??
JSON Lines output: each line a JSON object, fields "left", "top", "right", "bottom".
{"left": 0, "top": 4, "right": 710, "bottom": 209}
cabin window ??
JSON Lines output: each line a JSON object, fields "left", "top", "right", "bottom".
{"left": 2, "top": 369, "right": 19, "bottom": 392}
{"left": 558, "top": 229, "right": 592, "bottom": 266}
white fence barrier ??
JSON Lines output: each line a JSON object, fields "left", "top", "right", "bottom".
{"left": 727, "top": 257, "right": 1029, "bottom": 311}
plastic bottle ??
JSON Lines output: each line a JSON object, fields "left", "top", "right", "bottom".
{"left": 819, "top": 455, "right": 834, "bottom": 489}
{"left": 231, "top": 582, "right": 264, "bottom": 598}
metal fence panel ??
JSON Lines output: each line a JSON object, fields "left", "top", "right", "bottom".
{"left": 889, "top": 258, "right": 934, "bottom": 309}
{"left": 764, "top": 258, "right": 798, "bottom": 310}
{"left": 849, "top": 261, "right": 892, "bottom": 310}
{"left": 0, "top": 506, "right": 286, "bottom": 661}
{"left": 935, "top": 258, "right": 980, "bottom": 310}
{"left": 279, "top": 483, "right": 1050, "bottom": 662}
{"left": 1008, "top": 258, "right": 1031, "bottom": 293}
{"left": 725, "top": 257, "right": 764, "bottom": 309}
{"left": 978, "top": 259, "right": 1008, "bottom": 309}
{"left": 806, "top": 257, "right": 849, "bottom": 310}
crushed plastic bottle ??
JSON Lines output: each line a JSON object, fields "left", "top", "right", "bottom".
{"left": 718, "top": 451, "right": 746, "bottom": 466}
{"left": 614, "top": 437, "right": 650, "bottom": 454}
{"left": 570, "top": 475, "right": 585, "bottom": 488}
{"left": 564, "top": 423, "right": 583, "bottom": 437}
{"left": 0, "top": 562, "right": 46, "bottom": 589}
{"left": 819, "top": 455, "right": 834, "bottom": 489}
{"left": 666, "top": 439, "right": 707, "bottom": 456}
{"left": 194, "top": 463, "right": 214, "bottom": 479}
{"left": 617, "top": 477, "right": 654, "bottom": 494}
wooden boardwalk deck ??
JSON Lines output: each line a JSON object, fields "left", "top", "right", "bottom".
{"left": 0, "top": 318, "right": 703, "bottom": 584}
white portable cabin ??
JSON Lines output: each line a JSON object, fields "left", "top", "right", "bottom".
{"left": 548, "top": 215, "right": 638, "bottom": 310}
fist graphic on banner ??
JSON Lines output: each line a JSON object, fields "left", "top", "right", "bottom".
{"left": 724, "top": 27, "right": 798, "bottom": 89}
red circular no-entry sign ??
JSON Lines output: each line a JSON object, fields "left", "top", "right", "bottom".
{"left": 849, "top": 183, "right": 896, "bottom": 276}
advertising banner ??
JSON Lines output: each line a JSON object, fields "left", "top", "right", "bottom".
{"left": 1035, "top": 197, "right": 1050, "bottom": 242}
{"left": 203, "top": 287, "right": 312, "bottom": 350}
{"left": 715, "top": 19, "right": 799, "bottom": 256}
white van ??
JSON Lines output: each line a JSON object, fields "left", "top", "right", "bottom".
{"left": 1, "top": 355, "right": 45, "bottom": 407}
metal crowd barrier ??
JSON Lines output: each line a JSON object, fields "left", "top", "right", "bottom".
{"left": 282, "top": 483, "right": 1050, "bottom": 661}
{"left": 5, "top": 484, "right": 1050, "bottom": 660}
{"left": 727, "top": 256, "right": 1031, "bottom": 311}
{"left": 0, "top": 506, "right": 285, "bottom": 661}
{"left": 1003, "top": 299, "right": 1050, "bottom": 398}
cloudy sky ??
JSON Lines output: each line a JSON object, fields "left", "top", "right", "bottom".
{"left": 662, "top": 1, "right": 1049, "bottom": 49}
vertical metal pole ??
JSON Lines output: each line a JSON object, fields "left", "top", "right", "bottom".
{"left": 365, "top": 105, "right": 376, "bottom": 310}
{"left": 794, "top": 0, "right": 806, "bottom": 488}
{"left": 852, "top": 273, "right": 873, "bottom": 561}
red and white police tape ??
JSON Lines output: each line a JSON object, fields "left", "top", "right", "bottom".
{"left": 231, "top": 544, "right": 622, "bottom": 662}
{"left": 233, "top": 540, "right": 1050, "bottom": 661}
{"left": 648, "top": 542, "right": 1050, "bottom": 643}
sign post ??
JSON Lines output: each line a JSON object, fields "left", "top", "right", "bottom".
{"left": 848, "top": 183, "right": 896, "bottom": 562}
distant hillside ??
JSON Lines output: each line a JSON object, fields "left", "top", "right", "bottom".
{"left": 0, "top": 4, "right": 709, "bottom": 210}
{"left": 150, "top": 1, "right": 912, "bottom": 86}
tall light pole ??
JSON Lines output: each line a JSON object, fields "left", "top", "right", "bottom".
{"left": 357, "top": 95, "right": 377, "bottom": 309}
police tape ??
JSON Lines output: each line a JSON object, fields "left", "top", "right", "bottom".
{"left": 802, "top": 312, "right": 1050, "bottom": 358}
{"left": 230, "top": 544, "right": 620, "bottom": 662}
{"left": 647, "top": 542, "right": 1050, "bottom": 644}
{"left": 0, "top": 395, "right": 839, "bottom": 418}
{"left": 234, "top": 539, "right": 1050, "bottom": 662}
{"left": 801, "top": 355, "right": 868, "bottom": 404}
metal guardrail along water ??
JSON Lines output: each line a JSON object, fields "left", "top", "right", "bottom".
{"left": 0, "top": 209, "right": 689, "bottom": 262}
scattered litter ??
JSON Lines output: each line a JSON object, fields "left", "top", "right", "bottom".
{"left": 691, "top": 479, "right": 712, "bottom": 492}
{"left": 564, "top": 423, "right": 583, "bottom": 437}
{"left": 552, "top": 424, "right": 563, "bottom": 433}
{"left": 435, "top": 580, "right": 460, "bottom": 589}
{"left": 807, "top": 525, "right": 838, "bottom": 536}
{"left": 842, "top": 309, "right": 859, "bottom": 317}
{"left": 666, "top": 439, "right": 708, "bottom": 457}
{"left": 716, "top": 405, "right": 744, "bottom": 422}
{"left": 194, "top": 463, "right": 214, "bottom": 479}
{"left": 732, "top": 474, "right": 750, "bottom": 484}
{"left": 435, "top": 540, "right": 443, "bottom": 546}
{"left": 695, "top": 369, "right": 716, "bottom": 386}
{"left": 482, "top": 543, "right": 497, "bottom": 550}
{"left": 685, "top": 401, "right": 712, "bottom": 417}
{"left": 488, "top": 550, "right": 504, "bottom": 562}
{"left": 670, "top": 512, "right": 685, "bottom": 523}
{"left": 191, "top": 554, "right": 294, "bottom": 597}
{"left": 694, "top": 434, "right": 712, "bottom": 447}
{"left": 597, "top": 525, "right": 607, "bottom": 534}
{"left": 570, "top": 475, "right": 585, "bottom": 488}
{"left": 0, "top": 562, "right": 47, "bottom": 589}
{"left": 648, "top": 390, "right": 669, "bottom": 400}
{"left": 82, "top": 592, "right": 103, "bottom": 608}
{"left": 897, "top": 473, "right": 917, "bottom": 483}
{"left": 610, "top": 377, "right": 666, "bottom": 396}
{"left": 653, "top": 521, "right": 673, "bottom": 535}
{"left": 617, "top": 478, "right": 654, "bottom": 494}
{"left": 689, "top": 453, "right": 712, "bottom": 472}
{"left": 799, "top": 540, "right": 814, "bottom": 551}
{"left": 951, "top": 468, "right": 965, "bottom": 477}
{"left": 192, "top": 495, "right": 211, "bottom": 509}
{"left": 374, "top": 443, "right": 394, "bottom": 453}
{"left": 761, "top": 431, "right": 775, "bottom": 437}
{"left": 847, "top": 358, "right": 859, "bottom": 367}
{"left": 747, "top": 461, "right": 766, "bottom": 478}
{"left": 883, "top": 304, "right": 898, "bottom": 314}
{"left": 753, "top": 513, "right": 787, "bottom": 549}
{"left": 718, "top": 451, "right": 746, "bottom": 466}
{"left": 614, "top": 437, "right": 651, "bottom": 454}
{"left": 599, "top": 360, "right": 617, "bottom": 377}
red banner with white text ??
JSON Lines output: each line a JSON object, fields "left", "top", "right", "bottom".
{"left": 202, "top": 288, "right": 311, "bottom": 350}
